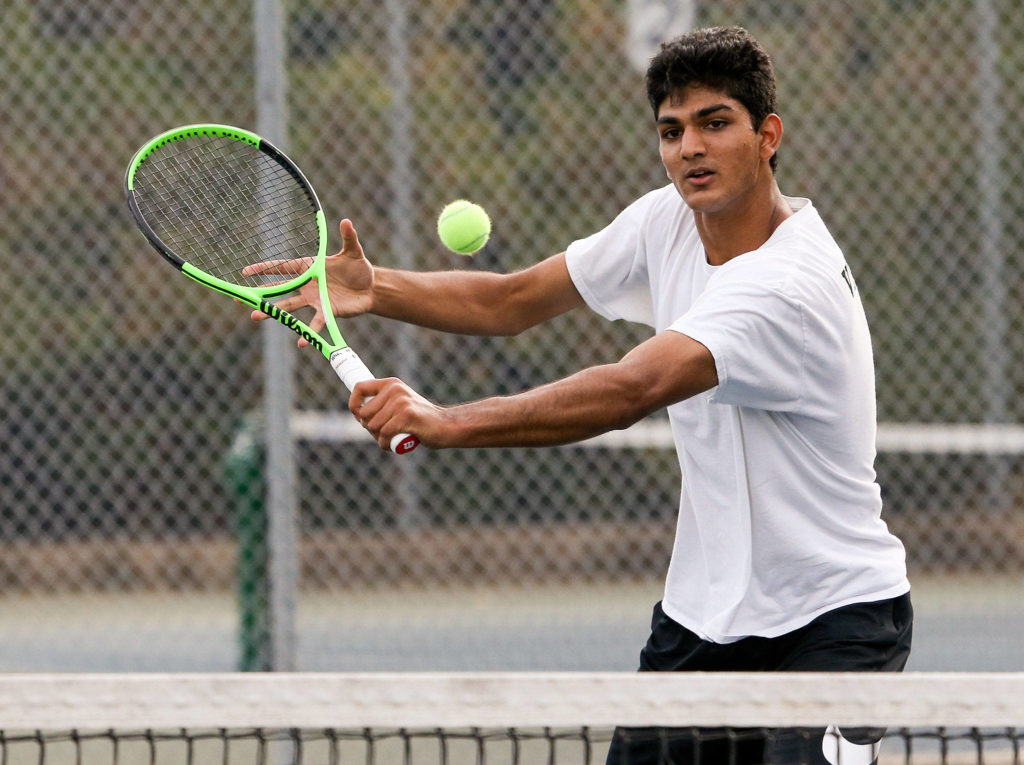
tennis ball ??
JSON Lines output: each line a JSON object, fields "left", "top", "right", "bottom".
{"left": 437, "top": 200, "right": 491, "bottom": 255}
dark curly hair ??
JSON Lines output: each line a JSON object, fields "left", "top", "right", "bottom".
{"left": 646, "top": 27, "right": 779, "bottom": 171}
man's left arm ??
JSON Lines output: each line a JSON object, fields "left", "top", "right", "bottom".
{"left": 349, "top": 330, "right": 718, "bottom": 450}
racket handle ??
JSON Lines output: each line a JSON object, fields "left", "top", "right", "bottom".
{"left": 330, "top": 348, "right": 420, "bottom": 454}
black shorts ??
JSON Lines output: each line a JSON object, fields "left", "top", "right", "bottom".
{"left": 606, "top": 592, "right": 913, "bottom": 765}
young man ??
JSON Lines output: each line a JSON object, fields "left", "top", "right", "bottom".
{"left": 251, "top": 26, "right": 911, "bottom": 765}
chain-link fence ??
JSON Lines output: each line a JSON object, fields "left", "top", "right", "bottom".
{"left": 2, "top": 0, "right": 1022, "bottom": 672}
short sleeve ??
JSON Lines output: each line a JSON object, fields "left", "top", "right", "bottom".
{"left": 564, "top": 194, "right": 656, "bottom": 327}
{"left": 671, "top": 277, "right": 805, "bottom": 411}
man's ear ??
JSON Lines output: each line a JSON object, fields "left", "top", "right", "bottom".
{"left": 759, "top": 113, "right": 783, "bottom": 162}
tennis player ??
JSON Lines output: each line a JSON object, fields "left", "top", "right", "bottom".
{"left": 251, "top": 26, "right": 911, "bottom": 765}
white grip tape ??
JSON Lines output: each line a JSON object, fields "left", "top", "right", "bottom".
{"left": 330, "top": 348, "right": 419, "bottom": 454}
{"left": 330, "top": 347, "right": 375, "bottom": 391}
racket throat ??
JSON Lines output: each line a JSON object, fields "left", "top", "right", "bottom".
{"left": 259, "top": 299, "right": 324, "bottom": 353}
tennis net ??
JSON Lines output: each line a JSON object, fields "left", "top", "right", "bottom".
{"left": 0, "top": 673, "right": 1020, "bottom": 765}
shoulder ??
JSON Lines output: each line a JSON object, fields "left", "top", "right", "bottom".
{"left": 566, "top": 184, "right": 693, "bottom": 261}
{"left": 711, "top": 199, "right": 845, "bottom": 296}
{"left": 771, "top": 198, "right": 843, "bottom": 259}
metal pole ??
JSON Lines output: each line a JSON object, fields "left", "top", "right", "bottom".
{"left": 975, "top": 0, "right": 1009, "bottom": 511}
{"left": 386, "top": 0, "right": 424, "bottom": 528}
{"left": 254, "top": 0, "right": 297, "bottom": 671}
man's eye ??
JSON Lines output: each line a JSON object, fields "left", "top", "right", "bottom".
{"left": 707, "top": 120, "right": 727, "bottom": 129}
{"left": 661, "top": 129, "right": 681, "bottom": 139}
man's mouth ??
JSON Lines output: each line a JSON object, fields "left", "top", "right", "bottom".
{"left": 686, "top": 167, "right": 714, "bottom": 183}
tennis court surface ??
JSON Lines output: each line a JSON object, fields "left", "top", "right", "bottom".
{"left": 0, "top": 575, "right": 1020, "bottom": 673}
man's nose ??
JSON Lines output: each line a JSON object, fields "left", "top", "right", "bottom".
{"left": 680, "top": 128, "right": 706, "bottom": 158}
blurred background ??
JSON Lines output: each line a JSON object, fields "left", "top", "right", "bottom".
{"left": 0, "top": 0, "right": 1021, "bottom": 673}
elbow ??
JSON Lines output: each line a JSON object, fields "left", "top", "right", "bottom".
{"left": 607, "top": 332, "right": 718, "bottom": 424}
{"left": 607, "top": 349, "right": 713, "bottom": 427}
{"left": 492, "top": 261, "right": 577, "bottom": 336}
{"left": 606, "top": 367, "right": 664, "bottom": 430}
{"left": 484, "top": 315, "right": 531, "bottom": 338}
{"left": 498, "top": 313, "right": 540, "bottom": 337}
{"left": 491, "top": 276, "right": 543, "bottom": 337}
{"left": 489, "top": 306, "right": 530, "bottom": 337}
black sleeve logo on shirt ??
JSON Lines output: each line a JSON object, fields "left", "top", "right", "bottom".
{"left": 840, "top": 264, "right": 858, "bottom": 297}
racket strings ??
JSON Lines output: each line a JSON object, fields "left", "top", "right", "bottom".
{"left": 132, "top": 135, "right": 319, "bottom": 288}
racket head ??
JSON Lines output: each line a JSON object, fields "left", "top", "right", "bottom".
{"left": 125, "top": 124, "right": 342, "bottom": 355}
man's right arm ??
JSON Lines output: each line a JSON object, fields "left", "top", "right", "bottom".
{"left": 247, "top": 218, "right": 584, "bottom": 339}
{"left": 370, "top": 251, "right": 584, "bottom": 336}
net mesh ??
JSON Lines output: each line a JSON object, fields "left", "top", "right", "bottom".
{"left": 0, "top": 673, "right": 1020, "bottom": 765}
{"left": 0, "top": 728, "right": 1021, "bottom": 765}
{"left": 130, "top": 132, "right": 319, "bottom": 287}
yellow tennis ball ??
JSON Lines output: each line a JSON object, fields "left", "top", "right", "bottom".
{"left": 437, "top": 200, "right": 491, "bottom": 255}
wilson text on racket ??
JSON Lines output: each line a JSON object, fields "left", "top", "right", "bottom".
{"left": 258, "top": 299, "right": 323, "bottom": 352}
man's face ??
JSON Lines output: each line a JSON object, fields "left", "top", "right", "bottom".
{"left": 656, "top": 85, "right": 767, "bottom": 215}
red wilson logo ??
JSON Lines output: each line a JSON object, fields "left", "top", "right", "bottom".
{"left": 395, "top": 437, "right": 419, "bottom": 454}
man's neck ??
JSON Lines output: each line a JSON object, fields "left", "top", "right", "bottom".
{"left": 695, "top": 183, "right": 793, "bottom": 266}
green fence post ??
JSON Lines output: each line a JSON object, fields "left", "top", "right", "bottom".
{"left": 225, "top": 417, "right": 270, "bottom": 671}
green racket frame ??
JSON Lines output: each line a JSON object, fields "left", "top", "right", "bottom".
{"left": 125, "top": 124, "right": 419, "bottom": 454}
{"left": 125, "top": 124, "right": 350, "bottom": 358}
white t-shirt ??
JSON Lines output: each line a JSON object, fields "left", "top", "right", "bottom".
{"left": 564, "top": 184, "right": 909, "bottom": 643}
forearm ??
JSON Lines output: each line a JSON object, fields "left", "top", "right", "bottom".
{"left": 370, "top": 252, "right": 582, "bottom": 336}
{"left": 349, "top": 330, "right": 718, "bottom": 452}
{"left": 371, "top": 267, "right": 520, "bottom": 335}
{"left": 438, "top": 333, "right": 718, "bottom": 448}
{"left": 441, "top": 363, "right": 651, "bottom": 447}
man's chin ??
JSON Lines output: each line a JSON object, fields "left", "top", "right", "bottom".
{"left": 675, "top": 186, "right": 721, "bottom": 214}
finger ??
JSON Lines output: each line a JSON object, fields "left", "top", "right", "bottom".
{"left": 237, "top": 296, "right": 265, "bottom": 320}
{"left": 369, "top": 409, "right": 406, "bottom": 452}
{"left": 297, "top": 313, "right": 327, "bottom": 349}
{"left": 248, "top": 305, "right": 311, "bottom": 345}
{"left": 246, "top": 277, "right": 292, "bottom": 290}
{"left": 349, "top": 379, "right": 386, "bottom": 416}
{"left": 338, "top": 219, "right": 365, "bottom": 260}
{"left": 241, "top": 257, "right": 312, "bottom": 276}
{"left": 241, "top": 257, "right": 314, "bottom": 277}
{"left": 378, "top": 421, "right": 416, "bottom": 453}
{"left": 260, "top": 295, "right": 310, "bottom": 315}
{"left": 359, "top": 384, "right": 412, "bottom": 448}
{"left": 307, "top": 312, "right": 326, "bottom": 335}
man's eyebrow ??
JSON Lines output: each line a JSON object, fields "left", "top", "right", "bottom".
{"left": 696, "top": 103, "right": 733, "bottom": 118}
{"left": 656, "top": 103, "right": 734, "bottom": 124}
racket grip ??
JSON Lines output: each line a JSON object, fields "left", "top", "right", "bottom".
{"left": 329, "top": 348, "right": 420, "bottom": 454}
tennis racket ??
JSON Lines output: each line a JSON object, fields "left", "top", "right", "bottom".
{"left": 125, "top": 123, "right": 419, "bottom": 454}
